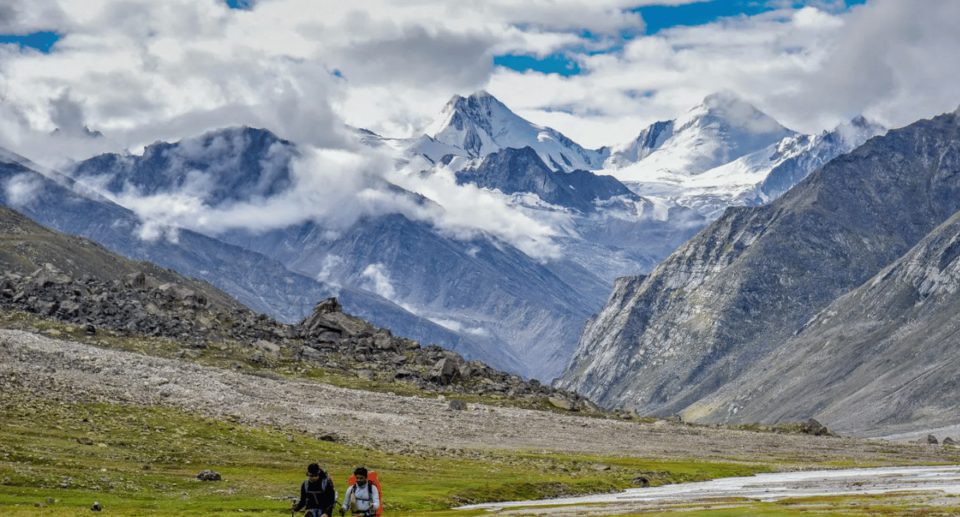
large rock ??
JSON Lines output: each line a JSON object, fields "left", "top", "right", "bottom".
{"left": 197, "top": 469, "right": 221, "bottom": 481}
{"left": 428, "top": 358, "right": 460, "bottom": 386}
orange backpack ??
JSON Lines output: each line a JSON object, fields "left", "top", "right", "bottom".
{"left": 347, "top": 472, "right": 383, "bottom": 517}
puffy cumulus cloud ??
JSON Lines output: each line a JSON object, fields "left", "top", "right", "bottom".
{"left": 0, "top": 0, "right": 710, "bottom": 160}
{"left": 0, "top": 0, "right": 68, "bottom": 34}
{"left": 772, "top": 0, "right": 960, "bottom": 130}
{"left": 487, "top": 0, "right": 960, "bottom": 147}
{"left": 488, "top": 5, "right": 851, "bottom": 146}
{"left": 7, "top": 0, "right": 958, "bottom": 261}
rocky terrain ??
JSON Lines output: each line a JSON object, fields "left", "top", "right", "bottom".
{"left": 687, "top": 207, "right": 960, "bottom": 436}
{"left": 1, "top": 152, "right": 480, "bottom": 368}
{"left": 0, "top": 203, "right": 590, "bottom": 405}
{"left": 3, "top": 328, "right": 959, "bottom": 464}
{"left": 558, "top": 107, "right": 960, "bottom": 432}
{"left": 0, "top": 264, "right": 587, "bottom": 405}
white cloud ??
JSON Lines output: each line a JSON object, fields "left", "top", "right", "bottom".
{"left": 2, "top": 172, "right": 44, "bottom": 206}
{"left": 360, "top": 263, "right": 396, "bottom": 301}
{"left": 481, "top": 1, "right": 959, "bottom": 148}
{"left": 2, "top": 0, "right": 959, "bottom": 262}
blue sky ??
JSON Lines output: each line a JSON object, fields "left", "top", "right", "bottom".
{"left": 2, "top": 0, "right": 867, "bottom": 66}
{"left": 1, "top": 0, "right": 957, "bottom": 158}
{"left": 496, "top": 0, "right": 869, "bottom": 76}
{"left": 0, "top": 31, "right": 61, "bottom": 53}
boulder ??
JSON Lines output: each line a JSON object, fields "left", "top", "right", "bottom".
{"left": 943, "top": 437, "right": 956, "bottom": 446}
{"left": 448, "top": 400, "right": 468, "bottom": 411}
{"left": 428, "top": 358, "right": 460, "bottom": 385}
{"left": 394, "top": 369, "right": 417, "bottom": 380}
{"left": 124, "top": 272, "right": 146, "bottom": 289}
{"left": 801, "top": 418, "right": 831, "bottom": 436}
{"left": 314, "top": 297, "right": 342, "bottom": 314}
{"left": 253, "top": 340, "right": 281, "bottom": 354}
{"left": 197, "top": 469, "right": 222, "bottom": 481}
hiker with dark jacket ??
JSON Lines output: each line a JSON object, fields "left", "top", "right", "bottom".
{"left": 340, "top": 467, "right": 379, "bottom": 517}
{"left": 292, "top": 463, "right": 337, "bottom": 517}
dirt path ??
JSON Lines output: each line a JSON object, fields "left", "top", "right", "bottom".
{"left": 1, "top": 329, "right": 956, "bottom": 466}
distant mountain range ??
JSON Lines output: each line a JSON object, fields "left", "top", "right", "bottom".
{"left": 0, "top": 89, "right": 885, "bottom": 383}
{"left": 558, "top": 106, "right": 960, "bottom": 436}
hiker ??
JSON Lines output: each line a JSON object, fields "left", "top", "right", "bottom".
{"left": 340, "top": 467, "right": 380, "bottom": 517}
{"left": 292, "top": 463, "right": 337, "bottom": 517}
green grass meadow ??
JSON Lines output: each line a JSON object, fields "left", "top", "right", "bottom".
{"left": 5, "top": 398, "right": 959, "bottom": 517}
{"left": 0, "top": 394, "right": 775, "bottom": 517}
{"left": 3, "top": 311, "right": 959, "bottom": 516}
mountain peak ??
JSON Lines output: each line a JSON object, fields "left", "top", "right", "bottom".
{"left": 607, "top": 92, "right": 796, "bottom": 180}
{"left": 679, "top": 91, "right": 788, "bottom": 136}
{"left": 420, "top": 91, "right": 607, "bottom": 171}
{"left": 829, "top": 115, "right": 886, "bottom": 146}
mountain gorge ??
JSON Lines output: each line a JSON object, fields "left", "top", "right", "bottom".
{"left": 558, "top": 107, "right": 960, "bottom": 433}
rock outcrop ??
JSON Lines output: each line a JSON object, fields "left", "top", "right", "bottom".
{"left": 0, "top": 264, "right": 590, "bottom": 408}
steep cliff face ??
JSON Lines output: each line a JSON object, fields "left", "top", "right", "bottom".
{"left": 558, "top": 109, "right": 960, "bottom": 417}
{"left": 686, "top": 207, "right": 960, "bottom": 436}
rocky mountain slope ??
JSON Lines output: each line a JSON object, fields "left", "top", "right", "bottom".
{"left": 686, "top": 206, "right": 960, "bottom": 436}
{"left": 0, "top": 153, "right": 486, "bottom": 363}
{"left": 0, "top": 205, "right": 586, "bottom": 405}
{"left": 0, "top": 204, "right": 245, "bottom": 313}
{"left": 558, "top": 107, "right": 960, "bottom": 422}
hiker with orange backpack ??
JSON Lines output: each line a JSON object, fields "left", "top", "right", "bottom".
{"left": 339, "top": 467, "right": 381, "bottom": 517}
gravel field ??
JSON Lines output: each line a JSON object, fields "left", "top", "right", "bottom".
{"left": 2, "top": 328, "right": 957, "bottom": 467}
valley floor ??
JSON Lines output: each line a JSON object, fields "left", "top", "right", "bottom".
{"left": 1, "top": 329, "right": 954, "bottom": 465}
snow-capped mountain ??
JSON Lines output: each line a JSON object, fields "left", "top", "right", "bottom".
{"left": 607, "top": 92, "right": 796, "bottom": 182}
{"left": 601, "top": 92, "right": 884, "bottom": 218}
{"left": 662, "top": 115, "right": 887, "bottom": 218}
{"left": 604, "top": 120, "right": 674, "bottom": 169}
{"left": 414, "top": 90, "right": 609, "bottom": 171}
{"left": 557, "top": 108, "right": 960, "bottom": 434}
{"left": 71, "top": 127, "right": 298, "bottom": 204}
{"left": 454, "top": 146, "right": 637, "bottom": 213}
{"left": 10, "top": 89, "right": 883, "bottom": 383}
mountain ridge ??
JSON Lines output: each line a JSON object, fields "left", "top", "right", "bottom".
{"left": 557, "top": 108, "right": 960, "bottom": 426}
